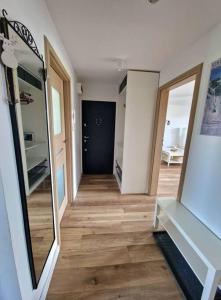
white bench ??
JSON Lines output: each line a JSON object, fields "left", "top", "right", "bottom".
{"left": 154, "top": 198, "right": 221, "bottom": 300}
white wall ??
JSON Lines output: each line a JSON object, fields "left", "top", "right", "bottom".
{"left": 0, "top": 0, "right": 81, "bottom": 299}
{"left": 0, "top": 174, "right": 22, "bottom": 300}
{"left": 163, "top": 98, "right": 192, "bottom": 148}
{"left": 160, "top": 21, "right": 221, "bottom": 239}
{"left": 82, "top": 81, "right": 119, "bottom": 102}
{"left": 122, "top": 71, "right": 159, "bottom": 194}
{"left": 166, "top": 101, "right": 192, "bottom": 128}
{"left": 115, "top": 89, "right": 126, "bottom": 166}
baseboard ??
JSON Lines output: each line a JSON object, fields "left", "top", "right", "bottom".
{"left": 73, "top": 173, "right": 82, "bottom": 200}
{"left": 39, "top": 243, "right": 60, "bottom": 300}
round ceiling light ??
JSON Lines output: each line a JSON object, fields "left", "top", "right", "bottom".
{"left": 147, "top": 0, "right": 160, "bottom": 4}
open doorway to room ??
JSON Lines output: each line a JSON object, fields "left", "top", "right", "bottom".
{"left": 149, "top": 64, "right": 203, "bottom": 200}
{"left": 157, "top": 80, "right": 195, "bottom": 197}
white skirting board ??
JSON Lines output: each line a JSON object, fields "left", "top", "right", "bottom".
{"left": 33, "top": 242, "right": 60, "bottom": 300}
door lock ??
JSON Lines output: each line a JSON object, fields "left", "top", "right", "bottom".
{"left": 84, "top": 148, "right": 88, "bottom": 152}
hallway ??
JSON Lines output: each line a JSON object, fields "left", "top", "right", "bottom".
{"left": 47, "top": 175, "right": 183, "bottom": 299}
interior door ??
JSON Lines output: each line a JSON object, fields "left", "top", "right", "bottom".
{"left": 50, "top": 67, "right": 68, "bottom": 222}
{"left": 82, "top": 100, "right": 116, "bottom": 174}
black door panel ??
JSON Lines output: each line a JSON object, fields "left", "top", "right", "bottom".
{"left": 82, "top": 101, "right": 116, "bottom": 174}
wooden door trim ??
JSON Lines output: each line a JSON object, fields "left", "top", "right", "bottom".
{"left": 44, "top": 37, "right": 74, "bottom": 236}
{"left": 148, "top": 63, "right": 203, "bottom": 201}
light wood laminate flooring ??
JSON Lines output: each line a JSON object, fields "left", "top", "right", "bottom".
{"left": 47, "top": 175, "right": 183, "bottom": 300}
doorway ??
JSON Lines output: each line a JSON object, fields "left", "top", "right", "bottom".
{"left": 158, "top": 80, "right": 195, "bottom": 197}
{"left": 82, "top": 100, "right": 116, "bottom": 174}
{"left": 149, "top": 64, "right": 203, "bottom": 200}
{"left": 44, "top": 37, "right": 73, "bottom": 229}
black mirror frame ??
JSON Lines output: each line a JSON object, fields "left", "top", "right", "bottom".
{"left": 0, "top": 9, "right": 55, "bottom": 289}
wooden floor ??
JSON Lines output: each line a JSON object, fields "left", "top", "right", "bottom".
{"left": 27, "top": 176, "right": 54, "bottom": 282}
{"left": 157, "top": 163, "right": 182, "bottom": 197}
{"left": 47, "top": 175, "right": 183, "bottom": 300}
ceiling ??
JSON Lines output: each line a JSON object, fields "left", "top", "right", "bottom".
{"left": 45, "top": 0, "right": 221, "bottom": 84}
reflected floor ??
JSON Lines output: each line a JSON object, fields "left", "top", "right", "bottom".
{"left": 27, "top": 176, "right": 54, "bottom": 281}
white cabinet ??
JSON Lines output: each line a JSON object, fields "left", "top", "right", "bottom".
{"left": 115, "top": 70, "right": 159, "bottom": 194}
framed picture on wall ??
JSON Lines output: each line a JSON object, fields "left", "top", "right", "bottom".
{"left": 201, "top": 58, "right": 221, "bottom": 136}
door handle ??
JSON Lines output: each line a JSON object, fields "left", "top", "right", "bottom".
{"left": 84, "top": 136, "right": 90, "bottom": 139}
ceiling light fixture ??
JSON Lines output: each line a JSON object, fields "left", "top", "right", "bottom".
{"left": 116, "top": 59, "right": 126, "bottom": 72}
{"left": 147, "top": 0, "right": 159, "bottom": 4}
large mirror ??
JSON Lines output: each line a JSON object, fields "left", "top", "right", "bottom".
{"left": 1, "top": 12, "right": 55, "bottom": 287}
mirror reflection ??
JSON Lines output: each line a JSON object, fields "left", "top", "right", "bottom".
{"left": 9, "top": 26, "right": 55, "bottom": 283}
